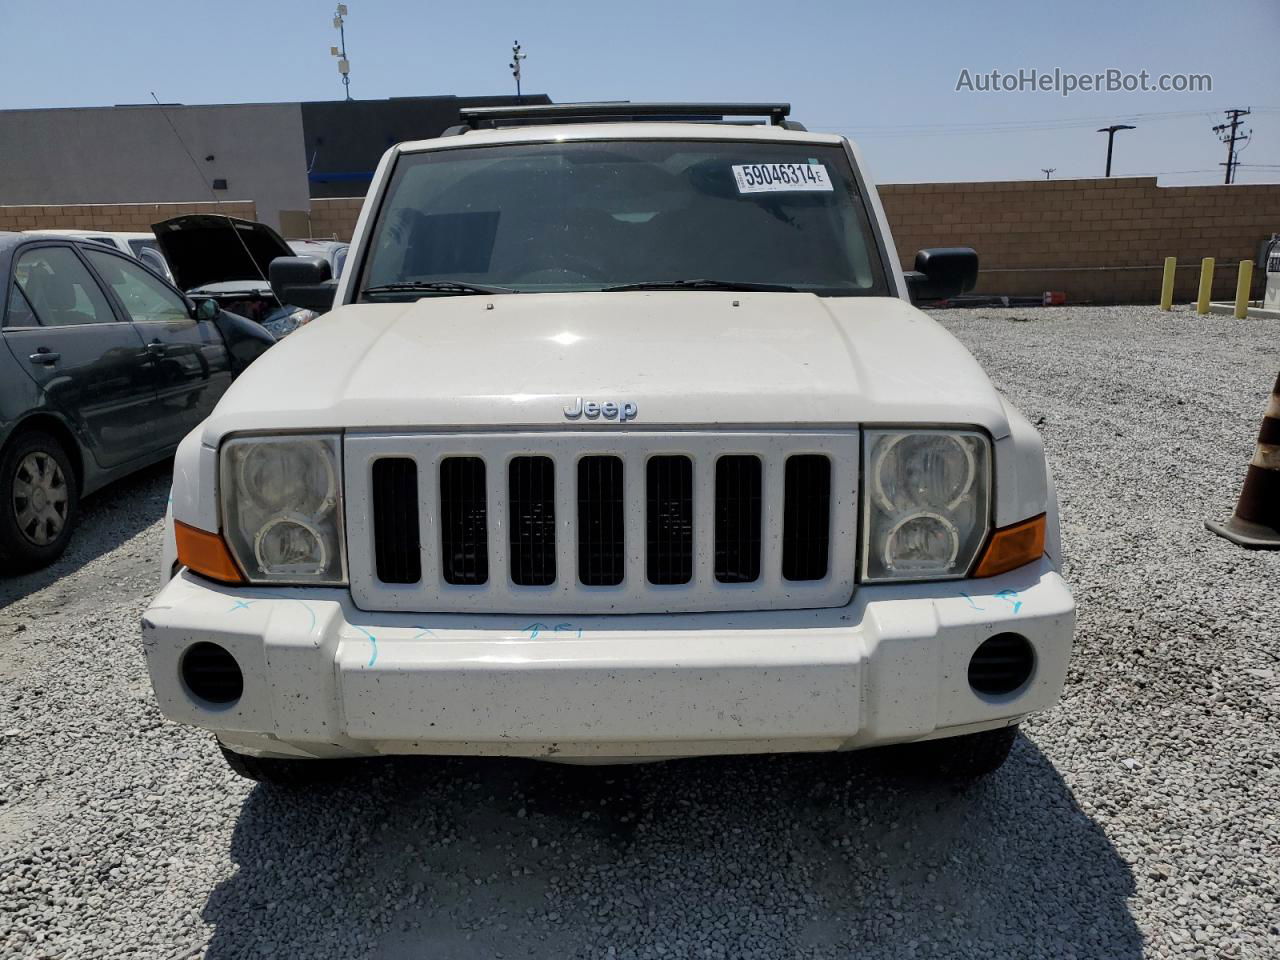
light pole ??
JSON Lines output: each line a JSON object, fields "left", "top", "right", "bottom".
{"left": 1096, "top": 124, "right": 1135, "bottom": 177}
{"left": 509, "top": 41, "right": 526, "bottom": 102}
{"left": 331, "top": 4, "right": 352, "bottom": 101}
{"left": 1041, "top": 168, "right": 1055, "bottom": 180}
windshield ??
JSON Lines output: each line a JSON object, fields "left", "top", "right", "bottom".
{"left": 357, "top": 139, "right": 888, "bottom": 298}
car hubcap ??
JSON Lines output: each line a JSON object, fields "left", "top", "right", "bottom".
{"left": 12, "top": 452, "right": 69, "bottom": 546}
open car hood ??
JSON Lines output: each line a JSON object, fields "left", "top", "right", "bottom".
{"left": 151, "top": 215, "right": 294, "bottom": 293}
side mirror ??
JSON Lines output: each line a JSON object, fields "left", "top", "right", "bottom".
{"left": 904, "top": 247, "right": 979, "bottom": 302}
{"left": 193, "top": 297, "right": 219, "bottom": 321}
{"left": 269, "top": 256, "right": 337, "bottom": 313}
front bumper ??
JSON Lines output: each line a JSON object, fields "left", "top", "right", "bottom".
{"left": 141, "top": 559, "right": 1074, "bottom": 761}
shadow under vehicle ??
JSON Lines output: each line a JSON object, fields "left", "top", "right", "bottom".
{"left": 200, "top": 738, "right": 1141, "bottom": 959}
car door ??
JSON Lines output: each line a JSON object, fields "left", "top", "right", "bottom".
{"left": 82, "top": 247, "right": 234, "bottom": 443}
{"left": 3, "top": 242, "right": 163, "bottom": 469}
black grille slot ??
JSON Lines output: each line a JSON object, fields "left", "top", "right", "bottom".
{"left": 714, "top": 455, "right": 762, "bottom": 583}
{"left": 509, "top": 456, "right": 556, "bottom": 586}
{"left": 372, "top": 457, "right": 421, "bottom": 584}
{"left": 578, "top": 456, "right": 625, "bottom": 586}
{"left": 782, "top": 455, "right": 831, "bottom": 581}
{"left": 646, "top": 456, "right": 693, "bottom": 585}
{"left": 440, "top": 457, "right": 488, "bottom": 585}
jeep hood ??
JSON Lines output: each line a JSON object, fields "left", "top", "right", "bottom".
{"left": 202, "top": 292, "right": 1010, "bottom": 439}
{"left": 152, "top": 215, "right": 294, "bottom": 293}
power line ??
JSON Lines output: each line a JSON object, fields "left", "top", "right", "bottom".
{"left": 825, "top": 106, "right": 1280, "bottom": 130}
{"left": 1142, "top": 168, "right": 1227, "bottom": 175}
{"left": 1213, "top": 108, "right": 1252, "bottom": 184}
{"left": 816, "top": 109, "right": 1183, "bottom": 131}
{"left": 147, "top": 93, "right": 283, "bottom": 308}
{"left": 812, "top": 107, "right": 1280, "bottom": 140}
{"left": 830, "top": 119, "right": 1172, "bottom": 140}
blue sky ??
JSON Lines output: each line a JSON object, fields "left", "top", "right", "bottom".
{"left": 2, "top": 0, "right": 1277, "bottom": 185}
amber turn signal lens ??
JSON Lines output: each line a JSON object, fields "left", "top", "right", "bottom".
{"left": 175, "top": 521, "right": 245, "bottom": 584}
{"left": 972, "top": 514, "right": 1046, "bottom": 578}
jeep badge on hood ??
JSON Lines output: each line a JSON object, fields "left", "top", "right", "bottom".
{"left": 563, "top": 397, "right": 638, "bottom": 422}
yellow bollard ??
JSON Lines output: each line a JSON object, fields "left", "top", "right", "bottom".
{"left": 1196, "top": 258, "right": 1215, "bottom": 315}
{"left": 1159, "top": 257, "right": 1176, "bottom": 310}
{"left": 1234, "top": 260, "right": 1254, "bottom": 319}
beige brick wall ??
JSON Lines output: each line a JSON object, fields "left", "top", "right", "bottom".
{"left": 13, "top": 179, "right": 1275, "bottom": 304}
{"left": 0, "top": 200, "right": 258, "bottom": 234}
{"left": 879, "top": 177, "right": 1280, "bottom": 303}
{"left": 311, "top": 177, "right": 1280, "bottom": 303}
{"left": 308, "top": 197, "right": 366, "bottom": 241}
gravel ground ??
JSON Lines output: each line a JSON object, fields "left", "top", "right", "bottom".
{"left": 2, "top": 304, "right": 1278, "bottom": 959}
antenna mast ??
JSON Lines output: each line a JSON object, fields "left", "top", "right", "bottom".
{"left": 331, "top": 5, "right": 352, "bottom": 101}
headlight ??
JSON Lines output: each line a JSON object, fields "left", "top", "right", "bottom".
{"left": 219, "top": 435, "right": 346, "bottom": 584}
{"left": 861, "top": 430, "right": 990, "bottom": 582}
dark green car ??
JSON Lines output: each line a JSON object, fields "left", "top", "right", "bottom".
{"left": 0, "top": 232, "right": 274, "bottom": 573}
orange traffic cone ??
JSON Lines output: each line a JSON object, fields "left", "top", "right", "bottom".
{"left": 1206, "top": 372, "right": 1280, "bottom": 549}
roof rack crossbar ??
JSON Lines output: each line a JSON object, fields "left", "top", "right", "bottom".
{"left": 460, "top": 101, "right": 792, "bottom": 129}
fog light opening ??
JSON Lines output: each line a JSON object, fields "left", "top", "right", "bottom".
{"left": 180, "top": 642, "right": 244, "bottom": 705}
{"left": 968, "top": 632, "right": 1035, "bottom": 697}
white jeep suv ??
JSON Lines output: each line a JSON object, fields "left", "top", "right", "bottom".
{"left": 142, "top": 102, "right": 1073, "bottom": 785}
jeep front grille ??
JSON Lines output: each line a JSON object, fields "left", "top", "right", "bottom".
{"left": 346, "top": 432, "right": 858, "bottom": 615}
{"left": 646, "top": 455, "right": 693, "bottom": 586}
{"left": 371, "top": 457, "right": 420, "bottom": 585}
{"left": 714, "top": 455, "right": 763, "bottom": 584}
{"left": 578, "top": 455, "right": 625, "bottom": 587}
{"left": 508, "top": 456, "right": 557, "bottom": 587}
{"left": 782, "top": 454, "right": 831, "bottom": 582}
{"left": 439, "top": 456, "right": 488, "bottom": 585}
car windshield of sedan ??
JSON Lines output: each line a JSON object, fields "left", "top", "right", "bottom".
{"left": 358, "top": 139, "right": 888, "bottom": 298}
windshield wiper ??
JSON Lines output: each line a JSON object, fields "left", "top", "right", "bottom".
{"left": 601, "top": 278, "right": 798, "bottom": 293}
{"left": 362, "top": 280, "right": 517, "bottom": 297}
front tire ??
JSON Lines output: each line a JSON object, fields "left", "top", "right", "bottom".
{"left": 219, "top": 743, "right": 346, "bottom": 788}
{"left": 0, "top": 430, "right": 79, "bottom": 574}
{"left": 876, "top": 725, "right": 1019, "bottom": 782}
{"left": 919, "top": 725, "right": 1019, "bottom": 780}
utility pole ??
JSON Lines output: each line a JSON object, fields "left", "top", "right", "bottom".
{"left": 1041, "top": 168, "right": 1055, "bottom": 180}
{"left": 331, "top": 4, "right": 352, "bottom": 101}
{"left": 1214, "top": 108, "right": 1252, "bottom": 184}
{"left": 509, "top": 41, "right": 526, "bottom": 102}
{"left": 1097, "top": 124, "right": 1136, "bottom": 177}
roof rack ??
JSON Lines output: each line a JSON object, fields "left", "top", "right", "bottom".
{"left": 458, "top": 101, "right": 793, "bottom": 129}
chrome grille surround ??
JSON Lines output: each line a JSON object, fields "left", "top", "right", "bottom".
{"left": 344, "top": 432, "right": 857, "bottom": 615}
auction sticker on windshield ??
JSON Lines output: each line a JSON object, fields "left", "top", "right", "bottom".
{"left": 732, "top": 163, "right": 833, "bottom": 194}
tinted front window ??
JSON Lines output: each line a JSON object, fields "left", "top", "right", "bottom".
{"left": 359, "top": 140, "right": 886, "bottom": 297}
{"left": 13, "top": 247, "right": 115, "bottom": 326}
{"left": 85, "top": 249, "right": 189, "bottom": 324}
